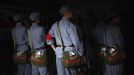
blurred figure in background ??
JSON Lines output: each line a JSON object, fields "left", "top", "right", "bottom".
{"left": 12, "top": 14, "right": 31, "bottom": 75}
{"left": 92, "top": 12, "right": 126, "bottom": 75}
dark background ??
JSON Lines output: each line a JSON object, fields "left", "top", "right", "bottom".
{"left": 0, "top": 0, "right": 131, "bottom": 75}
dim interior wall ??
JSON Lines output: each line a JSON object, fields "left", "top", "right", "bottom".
{"left": 70, "top": 0, "right": 127, "bottom": 17}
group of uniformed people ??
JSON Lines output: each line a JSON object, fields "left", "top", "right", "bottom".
{"left": 11, "top": 5, "right": 125, "bottom": 75}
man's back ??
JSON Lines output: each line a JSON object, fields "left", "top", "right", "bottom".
{"left": 29, "top": 23, "right": 46, "bottom": 49}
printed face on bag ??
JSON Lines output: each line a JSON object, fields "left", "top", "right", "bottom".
{"left": 35, "top": 52, "right": 44, "bottom": 58}
{"left": 17, "top": 52, "right": 24, "bottom": 56}
{"left": 69, "top": 51, "right": 75, "bottom": 56}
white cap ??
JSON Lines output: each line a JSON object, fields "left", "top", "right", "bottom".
{"left": 29, "top": 12, "right": 40, "bottom": 21}
{"left": 59, "top": 5, "right": 71, "bottom": 15}
{"left": 13, "top": 14, "right": 21, "bottom": 22}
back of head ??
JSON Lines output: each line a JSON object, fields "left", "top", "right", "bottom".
{"left": 13, "top": 14, "right": 21, "bottom": 22}
{"left": 29, "top": 12, "right": 40, "bottom": 22}
{"left": 59, "top": 5, "right": 72, "bottom": 15}
{"left": 106, "top": 12, "right": 121, "bottom": 24}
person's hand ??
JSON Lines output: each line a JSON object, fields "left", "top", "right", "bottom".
{"left": 17, "top": 51, "right": 24, "bottom": 57}
{"left": 82, "top": 55, "right": 87, "bottom": 64}
{"left": 98, "top": 51, "right": 106, "bottom": 57}
{"left": 53, "top": 47, "right": 57, "bottom": 52}
{"left": 111, "top": 51, "right": 118, "bottom": 56}
{"left": 108, "top": 51, "right": 118, "bottom": 62}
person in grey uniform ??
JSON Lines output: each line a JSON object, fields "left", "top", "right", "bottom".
{"left": 92, "top": 13, "right": 125, "bottom": 75}
{"left": 12, "top": 14, "right": 31, "bottom": 75}
{"left": 29, "top": 12, "right": 48, "bottom": 75}
{"left": 46, "top": 5, "right": 84, "bottom": 75}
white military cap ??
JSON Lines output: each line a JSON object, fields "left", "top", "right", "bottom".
{"left": 59, "top": 5, "right": 71, "bottom": 15}
{"left": 29, "top": 12, "right": 40, "bottom": 21}
{"left": 13, "top": 14, "right": 21, "bottom": 22}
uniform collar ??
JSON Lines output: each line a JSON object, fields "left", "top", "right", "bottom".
{"left": 31, "top": 22, "right": 38, "bottom": 27}
{"left": 16, "top": 22, "right": 22, "bottom": 26}
{"left": 62, "top": 17, "right": 68, "bottom": 20}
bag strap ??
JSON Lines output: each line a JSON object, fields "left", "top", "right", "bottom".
{"left": 12, "top": 30, "right": 17, "bottom": 52}
{"left": 28, "top": 29, "right": 34, "bottom": 52}
{"left": 56, "top": 21, "right": 65, "bottom": 51}
{"left": 104, "top": 24, "right": 107, "bottom": 47}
